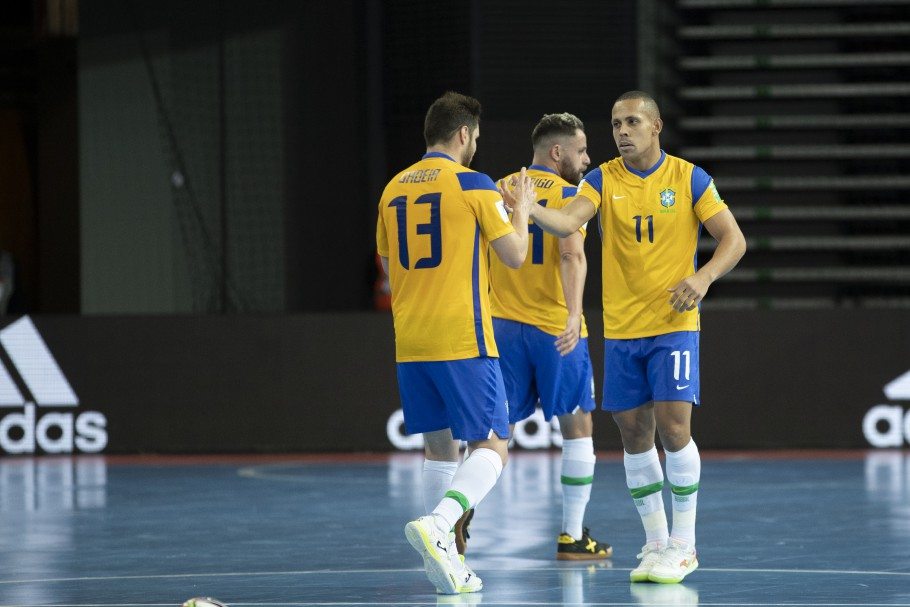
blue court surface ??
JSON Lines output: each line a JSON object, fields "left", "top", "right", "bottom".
{"left": 0, "top": 450, "right": 908, "bottom": 607}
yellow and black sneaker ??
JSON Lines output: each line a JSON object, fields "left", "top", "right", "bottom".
{"left": 556, "top": 527, "right": 613, "bottom": 560}
{"left": 454, "top": 508, "right": 474, "bottom": 555}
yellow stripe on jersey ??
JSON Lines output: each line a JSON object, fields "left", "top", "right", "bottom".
{"left": 377, "top": 152, "right": 514, "bottom": 362}
{"left": 489, "top": 166, "right": 588, "bottom": 337}
{"left": 578, "top": 151, "right": 728, "bottom": 339}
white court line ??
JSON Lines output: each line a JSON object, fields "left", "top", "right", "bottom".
{"left": 2, "top": 602, "right": 910, "bottom": 607}
{"left": 1, "top": 565, "right": 909, "bottom": 587}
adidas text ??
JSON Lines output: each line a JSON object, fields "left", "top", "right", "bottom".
{"left": 0, "top": 403, "right": 107, "bottom": 454}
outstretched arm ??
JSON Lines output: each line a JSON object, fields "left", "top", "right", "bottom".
{"left": 501, "top": 186, "right": 596, "bottom": 239}
{"left": 554, "top": 230, "right": 586, "bottom": 356}
{"left": 530, "top": 196, "right": 597, "bottom": 238}
{"left": 667, "top": 209, "right": 747, "bottom": 312}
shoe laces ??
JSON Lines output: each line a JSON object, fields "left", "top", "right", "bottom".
{"left": 636, "top": 541, "right": 665, "bottom": 563}
{"left": 655, "top": 539, "right": 695, "bottom": 567}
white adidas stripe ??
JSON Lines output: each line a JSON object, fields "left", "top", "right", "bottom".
{"left": 0, "top": 316, "right": 78, "bottom": 406}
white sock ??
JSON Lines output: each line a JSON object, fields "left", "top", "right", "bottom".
{"left": 432, "top": 448, "right": 504, "bottom": 532}
{"left": 423, "top": 460, "right": 458, "bottom": 514}
{"left": 624, "top": 446, "right": 669, "bottom": 546}
{"left": 561, "top": 437, "right": 596, "bottom": 539}
{"left": 665, "top": 438, "right": 700, "bottom": 547}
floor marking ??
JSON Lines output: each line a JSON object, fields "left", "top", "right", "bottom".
{"left": 2, "top": 565, "right": 908, "bottom": 586}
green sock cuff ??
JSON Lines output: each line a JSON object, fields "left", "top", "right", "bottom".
{"left": 444, "top": 489, "right": 470, "bottom": 512}
{"left": 561, "top": 475, "right": 594, "bottom": 486}
{"left": 670, "top": 482, "right": 699, "bottom": 496}
{"left": 629, "top": 480, "right": 664, "bottom": 499}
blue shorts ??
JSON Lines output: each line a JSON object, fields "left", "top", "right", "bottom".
{"left": 493, "top": 317, "right": 596, "bottom": 424}
{"left": 396, "top": 357, "right": 510, "bottom": 441}
{"left": 602, "top": 331, "right": 700, "bottom": 412}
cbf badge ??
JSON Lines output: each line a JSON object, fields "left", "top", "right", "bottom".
{"left": 659, "top": 188, "right": 676, "bottom": 213}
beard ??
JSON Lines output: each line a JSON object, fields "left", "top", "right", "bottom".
{"left": 461, "top": 147, "right": 475, "bottom": 167}
{"left": 558, "top": 159, "right": 584, "bottom": 185}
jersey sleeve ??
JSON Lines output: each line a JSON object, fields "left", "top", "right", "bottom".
{"left": 691, "top": 166, "right": 728, "bottom": 223}
{"left": 376, "top": 201, "right": 389, "bottom": 257}
{"left": 559, "top": 184, "right": 587, "bottom": 237}
{"left": 577, "top": 167, "right": 604, "bottom": 211}
{"left": 457, "top": 171, "right": 514, "bottom": 241}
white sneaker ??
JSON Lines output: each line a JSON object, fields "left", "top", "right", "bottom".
{"left": 648, "top": 538, "right": 698, "bottom": 584}
{"left": 405, "top": 516, "right": 459, "bottom": 594}
{"left": 452, "top": 553, "right": 483, "bottom": 593}
{"left": 629, "top": 541, "right": 665, "bottom": 582}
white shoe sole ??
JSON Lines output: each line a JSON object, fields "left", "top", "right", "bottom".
{"left": 648, "top": 559, "right": 699, "bottom": 584}
{"left": 405, "top": 521, "right": 458, "bottom": 595}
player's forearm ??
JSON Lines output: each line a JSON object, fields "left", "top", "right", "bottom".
{"left": 559, "top": 251, "right": 586, "bottom": 318}
{"left": 492, "top": 225, "right": 529, "bottom": 269}
{"left": 529, "top": 204, "right": 581, "bottom": 238}
{"left": 697, "top": 230, "right": 746, "bottom": 284}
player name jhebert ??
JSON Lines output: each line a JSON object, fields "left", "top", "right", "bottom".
{"left": 398, "top": 168, "right": 441, "bottom": 184}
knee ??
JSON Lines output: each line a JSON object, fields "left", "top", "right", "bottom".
{"left": 658, "top": 423, "right": 691, "bottom": 452}
{"left": 612, "top": 412, "right": 655, "bottom": 451}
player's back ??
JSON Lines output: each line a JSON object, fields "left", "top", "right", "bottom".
{"left": 489, "top": 166, "right": 587, "bottom": 337}
{"left": 376, "top": 152, "right": 514, "bottom": 362}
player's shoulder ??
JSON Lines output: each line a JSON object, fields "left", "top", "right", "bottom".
{"left": 664, "top": 152, "right": 697, "bottom": 172}
{"left": 453, "top": 167, "right": 499, "bottom": 192}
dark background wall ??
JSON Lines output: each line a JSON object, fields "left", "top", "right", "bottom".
{"left": 70, "top": 0, "right": 635, "bottom": 314}
{"left": 1, "top": 311, "right": 906, "bottom": 455}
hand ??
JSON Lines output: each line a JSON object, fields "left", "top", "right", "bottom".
{"left": 498, "top": 167, "right": 535, "bottom": 218}
{"left": 554, "top": 313, "right": 582, "bottom": 356}
{"left": 667, "top": 273, "right": 711, "bottom": 313}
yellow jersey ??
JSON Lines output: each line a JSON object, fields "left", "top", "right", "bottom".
{"left": 489, "top": 165, "right": 588, "bottom": 337}
{"left": 376, "top": 152, "right": 515, "bottom": 362}
{"left": 578, "top": 151, "right": 728, "bottom": 339}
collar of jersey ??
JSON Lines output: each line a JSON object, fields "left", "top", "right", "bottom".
{"left": 528, "top": 164, "right": 558, "bottom": 175}
{"left": 623, "top": 149, "right": 666, "bottom": 179}
{"left": 422, "top": 151, "right": 456, "bottom": 162}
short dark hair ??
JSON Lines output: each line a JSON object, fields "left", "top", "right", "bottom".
{"left": 531, "top": 113, "right": 585, "bottom": 149}
{"left": 614, "top": 90, "right": 661, "bottom": 120}
{"left": 423, "top": 91, "right": 482, "bottom": 146}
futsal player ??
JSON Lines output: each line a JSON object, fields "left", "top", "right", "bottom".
{"left": 500, "top": 91, "right": 746, "bottom": 583}
{"left": 376, "top": 91, "right": 536, "bottom": 594}
{"left": 488, "top": 112, "right": 611, "bottom": 560}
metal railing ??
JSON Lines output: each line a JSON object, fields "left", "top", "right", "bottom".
{"left": 732, "top": 206, "right": 910, "bottom": 220}
{"left": 715, "top": 176, "right": 910, "bottom": 191}
{"left": 678, "top": 22, "right": 910, "bottom": 39}
{"left": 680, "top": 144, "right": 910, "bottom": 160}
{"left": 680, "top": 52, "right": 910, "bottom": 71}
{"left": 698, "top": 236, "right": 910, "bottom": 252}
{"left": 679, "top": 82, "right": 910, "bottom": 100}
{"left": 678, "top": 114, "right": 910, "bottom": 130}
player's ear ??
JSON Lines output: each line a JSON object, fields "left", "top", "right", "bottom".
{"left": 653, "top": 117, "right": 663, "bottom": 136}
{"left": 458, "top": 125, "right": 470, "bottom": 145}
{"left": 550, "top": 144, "right": 560, "bottom": 162}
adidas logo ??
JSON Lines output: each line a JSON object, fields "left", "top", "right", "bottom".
{"left": 0, "top": 316, "right": 107, "bottom": 454}
{"left": 863, "top": 369, "right": 910, "bottom": 448}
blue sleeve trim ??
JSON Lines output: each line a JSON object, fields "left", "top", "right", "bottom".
{"left": 458, "top": 172, "right": 499, "bottom": 192}
{"left": 581, "top": 167, "right": 603, "bottom": 195}
{"left": 562, "top": 185, "right": 578, "bottom": 199}
{"left": 691, "top": 165, "right": 712, "bottom": 205}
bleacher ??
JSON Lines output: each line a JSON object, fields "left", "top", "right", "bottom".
{"left": 661, "top": 0, "right": 910, "bottom": 309}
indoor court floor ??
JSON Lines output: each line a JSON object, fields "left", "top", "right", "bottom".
{"left": 0, "top": 449, "right": 908, "bottom": 607}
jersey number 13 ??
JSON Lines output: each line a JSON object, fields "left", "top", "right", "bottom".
{"left": 389, "top": 193, "right": 442, "bottom": 269}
